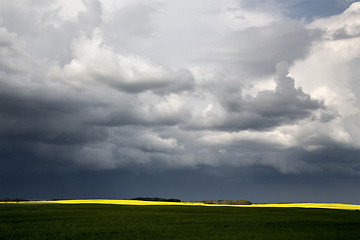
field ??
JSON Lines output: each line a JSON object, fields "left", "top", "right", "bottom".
{"left": 1, "top": 202, "right": 360, "bottom": 240}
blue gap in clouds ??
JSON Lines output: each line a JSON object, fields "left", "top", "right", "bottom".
{"left": 280, "top": 0, "right": 359, "bottom": 20}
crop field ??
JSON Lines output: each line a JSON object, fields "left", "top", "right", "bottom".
{"left": 1, "top": 201, "right": 360, "bottom": 240}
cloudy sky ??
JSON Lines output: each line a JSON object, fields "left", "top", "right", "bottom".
{"left": 1, "top": 0, "right": 360, "bottom": 203}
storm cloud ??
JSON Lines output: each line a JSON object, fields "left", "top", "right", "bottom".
{"left": 1, "top": 0, "right": 360, "bottom": 203}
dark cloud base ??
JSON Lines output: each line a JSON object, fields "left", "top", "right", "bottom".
{"left": 0, "top": 1, "right": 360, "bottom": 204}
{"left": 1, "top": 165, "right": 359, "bottom": 204}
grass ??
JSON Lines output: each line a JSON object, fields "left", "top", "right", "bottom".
{"left": 1, "top": 203, "right": 360, "bottom": 239}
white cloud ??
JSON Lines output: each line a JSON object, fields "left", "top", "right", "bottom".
{"left": 310, "top": 2, "right": 360, "bottom": 39}
{"left": 289, "top": 2, "right": 360, "bottom": 150}
{"left": 199, "top": 129, "right": 296, "bottom": 148}
{"left": 63, "top": 31, "right": 194, "bottom": 93}
{"left": 190, "top": 61, "right": 326, "bottom": 131}
{"left": 55, "top": 0, "right": 86, "bottom": 21}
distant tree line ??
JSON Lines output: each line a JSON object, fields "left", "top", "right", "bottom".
{"left": 131, "top": 197, "right": 181, "bottom": 202}
{"left": 192, "top": 199, "right": 252, "bottom": 205}
{"left": 0, "top": 198, "right": 37, "bottom": 202}
{"left": 0, "top": 198, "right": 60, "bottom": 202}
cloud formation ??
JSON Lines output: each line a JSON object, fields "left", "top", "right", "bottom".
{"left": 191, "top": 62, "right": 327, "bottom": 131}
{"left": 63, "top": 32, "right": 194, "bottom": 93}
{"left": 0, "top": 0, "right": 360, "bottom": 184}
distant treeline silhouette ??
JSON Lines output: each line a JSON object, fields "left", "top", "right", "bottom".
{"left": 131, "top": 197, "right": 181, "bottom": 202}
{"left": 192, "top": 199, "right": 252, "bottom": 205}
{"left": 0, "top": 198, "right": 36, "bottom": 202}
{"left": 0, "top": 198, "right": 60, "bottom": 202}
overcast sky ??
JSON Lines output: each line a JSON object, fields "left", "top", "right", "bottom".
{"left": 1, "top": 0, "right": 360, "bottom": 203}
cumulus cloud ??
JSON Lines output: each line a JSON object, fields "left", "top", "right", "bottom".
{"left": 198, "top": 19, "right": 317, "bottom": 79}
{"left": 102, "top": 1, "right": 159, "bottom": 38}
{"left": 0, "top": 0, "right": 359, "bottom": 180}
{"left": 0, "top": 27, "right": 31, "bottom": 73}
{"left": 310, "top": 1, "right": 360, "bottom": 39}
{"left": 191, "top": 61, "right": 327, "bottom": 131}
{"left": 62, "top": 32, "right": 194, "bottom": 93}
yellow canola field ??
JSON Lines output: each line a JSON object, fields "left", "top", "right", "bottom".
{"left": 12, "top": 199, "right": 360, "bottom": 211}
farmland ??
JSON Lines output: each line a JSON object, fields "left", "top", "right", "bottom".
{"left": 1, "top": 201, "right": 360, "bottom": 239}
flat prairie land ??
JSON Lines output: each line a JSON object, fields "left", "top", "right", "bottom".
{"left": 1, "top": 202, "right": 360, "bottom": 240}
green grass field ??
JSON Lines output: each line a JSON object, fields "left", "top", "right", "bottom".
{"left": 1, "top": 203, "right": 360, "bottom": 240}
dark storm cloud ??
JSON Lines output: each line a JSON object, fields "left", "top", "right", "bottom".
{"left": 1, "top": 163, "right": 359, "bottom": 203}
{"left": 0, "top": 91, "right": 103, "bottom": 145}
{"left": 192, "top": 62, "right": 328, "bottom": 131}
{"left": 0, "top": 74, "right": 189, "bottom": 170}
{"left": 0, "top": 0, "right": 360, "bottom": 203}
{"left": 0, "top": 80, "right": 107, "bottom": 172}
{"left": 0, "top": 5, "right": 341, "bottom": 174}
{"left": 0, "top": 28, "right": 186, "bottom": 171}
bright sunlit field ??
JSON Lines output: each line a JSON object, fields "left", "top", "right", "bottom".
{"left": 1, "top": 200, "right": 360, "bottom": 240}
{"left": 24, "top": 199, "right": 360, "bottom": 211}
